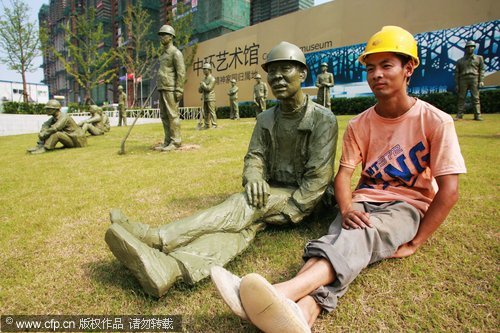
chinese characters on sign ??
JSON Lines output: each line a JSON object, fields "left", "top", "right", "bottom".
{"left": 193, "top": 43, "right": 261, "bottom": 85}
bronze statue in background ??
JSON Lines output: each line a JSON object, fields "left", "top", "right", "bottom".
{"left": 455, "top": 40, "right": 485, "bottom": 121}
{"left": 155, "top": 24, "right": 186, "bottom": 151}
{"left": 27, "top": 99, "right": 87, "bottom": 154}
{"left": 117, "top": 85, "right": 127, "bottom": 126}
{"left": 315, "top": 62, "right": 334, "bottom": 108}
{"left": 253, "top": 73, "right": 268, "bottom": 116}
{"left": 79, "top": 105, "right": 105, "bottom": 136}
{"left": 198, "top": 62, "right": 217, "bottom": 129}
{"left": 228, "top": 79, "right": 240, "bottom": 120}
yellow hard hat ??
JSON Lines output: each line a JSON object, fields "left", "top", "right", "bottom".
{"left": 358, "top": 26, "right": 419, "bottom": 67}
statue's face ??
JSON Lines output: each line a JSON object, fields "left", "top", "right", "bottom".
{"left": 203, "top": 68, "right": 210, "bottom": 76}
{"left": 160, "top": 33, "right": 173, "bottom": 46}
{"left": 46, "top": 108, "right": 58, "bottom": 116}
{"left": 465, "top": 46, "right": 475, "bottom": 56}
{"left": 267, "top": 61, "right": 306, "bottom": 100}
{"left": 321, "top": 66, "right": 327, "bottom": 72}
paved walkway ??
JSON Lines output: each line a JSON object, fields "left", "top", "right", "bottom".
{"left": 0, "top": 114, "right": 161, "bottom": 136}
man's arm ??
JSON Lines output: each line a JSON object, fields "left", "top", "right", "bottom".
{"left": 392, "top": 174, "right": 459, "bottom": 258}
{"left": 334, "top": 165, "right": 371, "bottom": 229}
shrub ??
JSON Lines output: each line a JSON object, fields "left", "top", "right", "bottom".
{"left": 2, "top": 101, "right": 46, "bottom": 114}
{"left": 329, "top": 88, "right": 500, "bottom": 115}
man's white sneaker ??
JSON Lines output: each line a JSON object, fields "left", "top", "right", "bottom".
{"left": 240, "top": 273, "right": 311, "bottom": 333}
{"left": 210, "top": 266, "right": 249, "bottom": 321}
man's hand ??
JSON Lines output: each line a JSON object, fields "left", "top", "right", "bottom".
{"left": 245, "top": 179, "right": 270, "bottom": 209}
{"left": 391, "top": 241, "right": 418, "bottom": 258}
{"left": 341, "top": 209, "right": 372, "bottom": 229}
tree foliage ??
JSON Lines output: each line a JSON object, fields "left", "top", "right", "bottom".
{"left": 114, "top": 0, "right": 157, "bottom": 107}
{"left": 52, "top": 8, "right": 116, "bottom": 104}
{"left": 169, "top": 1, "right": 197, "bottom": 84}
{"left": 0, "top": 0, "right": 41, "bottom": 103}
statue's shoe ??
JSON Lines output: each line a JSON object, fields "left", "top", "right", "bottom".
{"left": 109, "top": 208, "right": 161, "bottom": 249}
{"left": 240, "top": 273, "right": 310, "bottom": 333}
{"left": 210, "top": 266, "right": 249, "bottom": 321}
{"left": 105, "top": 223, "right": 179, "bottom": 298}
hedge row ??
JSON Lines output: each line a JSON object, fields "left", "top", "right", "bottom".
{"left": 3, "top": 89, "right": 498, "bottom": 116}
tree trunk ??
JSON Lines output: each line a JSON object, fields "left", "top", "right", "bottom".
{"left": 21, "top": 64, "right": 29, "bottom": 103}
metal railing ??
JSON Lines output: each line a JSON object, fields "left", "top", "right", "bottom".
{"left": 68, "top": 106, "right": 202, "bottom": 120}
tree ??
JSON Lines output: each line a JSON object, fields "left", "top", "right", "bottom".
{"left": 114, "top": 0, "right": 157, "bottom": 107}
{"left": 52, "top": 7, "right": 116, "bottom": 104}
{"left": 169, "top": 1, "right": 198, "bottom": 85}
{"left": 0, "top": 0, "right": 41, "bottom": 103}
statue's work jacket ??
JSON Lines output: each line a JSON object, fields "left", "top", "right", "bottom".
{"left": 455, "top": 54, "right": 485, "bottom": 83}
{"left": 243, "top": 96, "right": 338, "bottom": 220}
{"left": 42, "top": 113, "right": 87, "bottom": 147}
{"left": 157, "top": 44, "right": 185, "bottom": 93}
{"left": 199, "top": 74, "right": 216, "bottom": 101}
{"left": 253, "top": 82, "right": 268, "bottom": 99}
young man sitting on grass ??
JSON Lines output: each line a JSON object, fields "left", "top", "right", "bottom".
{"left": 211, "top": 26, "right": 467, "bottom": 333}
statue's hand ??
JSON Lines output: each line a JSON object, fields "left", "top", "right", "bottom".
{"left": 175, "top": 92, "right": 183, "bottom": 102}
{"left": 479, "top": 82, "right": 484, "bottom": 88}
{"left": 245, "top": 179, "right": 270, "bottom": 209}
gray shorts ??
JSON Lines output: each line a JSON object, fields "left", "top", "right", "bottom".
{"left": 303, "top": 201, "right": 420, "bottom": 312}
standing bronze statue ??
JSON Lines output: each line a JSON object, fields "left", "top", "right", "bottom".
{"left": 79, "top": 105, "right": 105, "bottom": 136}
{"left": 198, "top": 62, "right": 217, "bottom": 128}
{"left": 155, "top": 24, "right": 186, "bottom": 151}
{"left": 253, "top": 73, "right": 268, "bottom": 116}
{"left": 228, "top": 79, "right": 240, "bottom": 120}
{"left": 27, "top": 99, "right": 87, "bottom": 154}
{"left": 455, "top": 40, "right": 485, "bottom": 121}
{"left": 117, "top": 85, "right": 127, "bottom": 126}
{"left": 315, "top": 62, "right": 334, "bottom": 108}
{"left": 104, "top": 41, "right": 338, "bottom": 298}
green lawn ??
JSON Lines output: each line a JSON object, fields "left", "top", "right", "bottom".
{"left": 0, "top": 114, "right": 498, "bottom": 332}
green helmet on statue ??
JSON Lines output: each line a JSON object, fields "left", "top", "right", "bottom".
{"left": 44, "top": 99, "right": 61, "bottom": 114}
{"left": 262, "top": 41, "right": 307, "bottom": 72}
{"left": 158, "top": 24, "right": 176, "bottom": 37}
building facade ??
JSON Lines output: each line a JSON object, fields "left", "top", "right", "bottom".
{"left": 250, "top": 0, "right": 313, "bottom": 25}
{"left": 38, "top": 0, "right": 343, "bottom": 105}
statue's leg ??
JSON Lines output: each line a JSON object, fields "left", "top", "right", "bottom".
{"left": 456, "top": 81, "right": 467, "bottom": 118}
{"left": 159, "top": 188, "right": 295, "bottom": 251}
{"left": 203, "top": 102, "right": 210, "bottom": 128}
{"left": 210, "top": 101, "right": 217, "bottom": 127}
{"left": 44, "top": 132, "right": 73, "bottom": 150}
{"left": 164, "top": 91, "right": 181, "bottom": 146}
{"left": 169, "top": 222, "right": 266, "bottom": 284}
{"left": 469, "top": 78, "right": 482, "bottom": 119}
{"left": 158, "top": 91, "right": 171, "bottom": 146}
{"left": 110, "top": 208, "right": 162, "bottom": 249}
{"left": 105, "top": 223, "right": 181, "bottom": 298}
{"left": 56, "top": 132, "right": 75, "bottom": 148}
